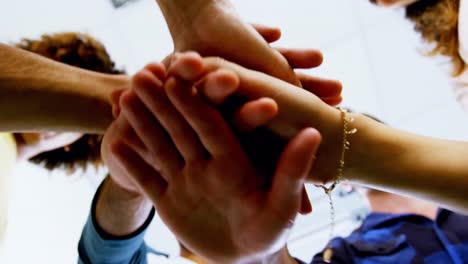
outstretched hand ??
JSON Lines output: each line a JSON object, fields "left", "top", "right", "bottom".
{"left": 106, "top": 61, "right": 322, "bottom": 263}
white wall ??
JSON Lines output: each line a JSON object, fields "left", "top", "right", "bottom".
{"left": 1, "top": 0, "right": 467, "bottom": 263}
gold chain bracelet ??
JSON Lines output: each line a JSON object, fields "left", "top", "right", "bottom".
{"left": 316, "top": 107, "right": 357, "bottom": 263}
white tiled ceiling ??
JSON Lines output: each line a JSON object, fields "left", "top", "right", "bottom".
{"left": 1, "top": 0, "right": 466, "bottom": 263}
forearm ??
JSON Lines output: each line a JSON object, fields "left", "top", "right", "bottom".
{"left": 96, "top": 177, "right": 153, "bottom": 237}
{"left": 217, "top": 57, "right": 468, "bottom": 212}
{"left": 346, "top": 114, "right": 468, "bottom": 213}
{"left": 154, "top": 1, "right": 298, "bottom": 85}
{"left": 79, "top": 177, "right": 154, "bottom": 263}
{"left": 0, "top": 43, "right": 128, "bottom": 133}
{"left": 155, "top": 0, "right": 228, "bottom": 42}
{"left": 212, "top": 57, "right": 468, "bottom": 212}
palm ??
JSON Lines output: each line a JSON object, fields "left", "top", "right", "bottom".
{"left": 109, "top": 59, "right": 321, "bottom": 263}
{"left": 153, "top": 156, "right": 291, "bottom": 262}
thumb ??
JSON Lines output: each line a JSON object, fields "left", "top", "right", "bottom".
{"left": 268, "top": 128, "right": 321, "bottom": 224}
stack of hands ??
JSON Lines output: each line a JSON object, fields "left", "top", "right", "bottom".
{"left": 93, "top": 0, "right": 468, "bottom": 263}
{"left": 102, "top": 49, "right": 342, "bottom": 263}
{"left": 99, "top": 11, "right": 344, "bottom": 262}
{"left": 3, "top": 0, "right": 468, "bottom": 262}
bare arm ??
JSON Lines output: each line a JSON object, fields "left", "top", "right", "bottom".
{"left": 95, "top": 177, "right": 153, "bottom": 237}
{"left": 197, "top": 55, "right": 468, "bottom": 213}
{"left": 0, "top": 43, "right": 129, "bottom": 133}
{"left": 347, "top": 114, "right": 468, "bottom": 213}
{"left": 154, "top": 0, "right": 299, "bottom": 85}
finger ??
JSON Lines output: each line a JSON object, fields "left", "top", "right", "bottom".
{"left": 132, "top": 69, "right": 207, "bottom": 163}
{"left": 198, "top": 69, "right": 239, "bottom": 105}
{"left": 110, "top": 62, "right": 165, "bottom": 119}
{"left": 111, "top": 89, "right": 125, "bottom": 118}
{"left": 120, "top": 90, "right": 183, "bottom": 175}
{"left": 276, "top": 48, "right": 323, "bottom": 69}
{"left": 251, "top": 24, "right": 282, "bottom": 43}
{"left": 168, "top": 52, "right": 205, "bottom": 81}
{"left": 113, "top": 113, "right": 147, "bottom": 161}
{"left": 268, "top": 128, "right": 321, "bottom": 224}
{"left": 321, "top": 96, "right": 343, "bottom": 106}
{"left": 111, "top": 140, "right": 167, "bottom": 202}
{"left": 299, "top": 187, "right": 313, "bottom": 215}
{"left": 144, "top": 62, "right": 167, "bottom": 81}
{"left": 232, "top": 98, "right": 278, "bottom": 132}
{"left": 165, "top": 76, "right": 243, "bottom": 157}
{"left": 296, "top": 72, "right": 342, "bottom": 98}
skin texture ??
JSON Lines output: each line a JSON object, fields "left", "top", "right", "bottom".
{"left": 97, "top": 24, "right": 340, "bottom": 263}
{"left": 364, "top": 189, "right": 439, "bottom": 220}
{"left": 0, "top": 43, "right": 129, "bottom": 133}
{"left": 102, "top": 62, "right": 320, "bottom": 264}
{"left": 155, "top": 0, "right": 301, "bottom": 86}
{"left": 179, "top": 52, "right": 468, "bottom": 214}
{"left": 111, "top": 24, "right": 342, "bottom": 132}
{"left": 171, "top": 53, "right": 344, "bottom": 183}
{"left": 102, "top": 54, "right": 468, "bottom": 263}
{"left": 95, "top": 177, "right": 153, "bottom": 237}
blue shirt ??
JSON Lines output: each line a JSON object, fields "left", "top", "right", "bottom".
{"left": 79, "top": 181, "right": 468, "bottom": 264}
{"left": 78, "top": 181, "right": 166, "bottom": 264}
{"left": 308, "top": 209, "right": 468, "bottom": 264}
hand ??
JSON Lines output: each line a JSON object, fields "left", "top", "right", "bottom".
{"left": 157, "top": 0, "right": 301, "bottom": 86}
{"left": 171, "top": 23, "right": 342, "bottom": 105}
{"left": 102, "top": 64, "right": 165, "bottom": 195}
{"left": 175, "top": 24, "right": 342, "bottom": 131}
{"left": 108, "top": 62, "right": 321, "bottom": 263}
{"left": 169, "top": 52, "right": 344, "bottom": 184}
{"left": 101, "top": 118, "right": 140, "bottom": 194}
{"left": 252, "top": 24, "right": 342, "bottom": 106}
{"left": 111, "top": 24, "right": 342, "bottom": 127}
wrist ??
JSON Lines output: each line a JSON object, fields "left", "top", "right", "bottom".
{"left": 155, "top": 0, "right": 233, "bottom": 47}
{"left": 95, "top": 177, "right": 152, "bottom": 237}
{"left": 105, "top": 176, "right": 145, "bottom": 200}
{"left": 49, "top": 69, "right": 129, "bottom": 133}
{"left": 93, "top": 74, "right": 129, "bottom": 106}
{"left": 344, "top": 113, "right": 403, "bottom": 183}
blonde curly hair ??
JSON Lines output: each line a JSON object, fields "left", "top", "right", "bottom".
{"left": 406, "top": 0, "right": 466, "bottom": 76}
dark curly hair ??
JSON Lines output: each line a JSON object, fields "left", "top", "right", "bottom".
{"left": 406, "top": 0, "right": 465, "bottom": 76}
{"left": 15, "top": 32, "right": 124, "bottom": 172}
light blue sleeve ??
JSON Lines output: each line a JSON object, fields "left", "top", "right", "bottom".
{"left": 77, "top": 180, "right": 156, "bottom": 264}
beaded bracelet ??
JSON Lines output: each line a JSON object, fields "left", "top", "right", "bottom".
{"left": 316, "top": 107, "right": 357, "bottom": 263}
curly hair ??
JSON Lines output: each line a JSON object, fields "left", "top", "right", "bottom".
{"left": 406, "top": 0, "right": 466, "bottom": 76}
{"left": 15, "top": 32, "right": 124, "bottom": 172}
